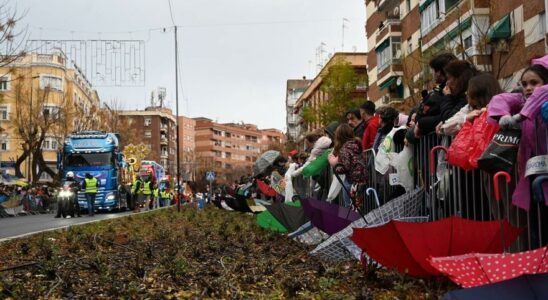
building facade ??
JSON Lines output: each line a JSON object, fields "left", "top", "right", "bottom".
{"left": 194, "top": 118, "right": 286, "bottom": 183}
{"left": 259, "top": 128, "right": 287, "bottom": 152}
{"left": 118, "top": 107, "right": 177, "bottom": 175}
{"left": 286, "top": 78, "right": 312, "bottom": 142}
{"left": 0, "top": 52, "right": 101, "bottom": 181}
{"left": 365, "top": 0, "right": 547, "bottom": 110}
{"left": 293, "top": 52, "right": 368, "bottom": 133}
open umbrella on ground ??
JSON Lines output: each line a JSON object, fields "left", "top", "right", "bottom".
{"left": 441, "top": 273, "right": 548, "bottom": 300}
{"left": 256, "top": 210, "right": 288, "bottom": 233}
{"left": 221, "top": 195, "right": 253, "bottom": 213}
{"left": 350, "top": 216, "right": 522, "bottom": 277}
{"left": 311, "top": 188, "right": 425, "bottom": 261}
{"left": 430, "top": 246, "right": 548, "bottom": 288}
{"left": 266, "top": 200, "right": 309, "bottom": 232}
{"left": 253, "top": 150, "right": 281, "bottom": 176}
{"left": 301, "top": 198, "right": 361, "bottom": 235}
{"left": 256, "top": 201, "right": 306, "bottom": 233}
{"left": 256, "top": 179, "right": 277, "bottom": 198}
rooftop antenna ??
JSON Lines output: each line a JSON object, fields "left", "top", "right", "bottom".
{"left": 342, "top": 18, "right": 349, "bottom": 51}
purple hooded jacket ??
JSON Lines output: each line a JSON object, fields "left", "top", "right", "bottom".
{"left": 487, "top": 86, "right": 548, "bottom": 210}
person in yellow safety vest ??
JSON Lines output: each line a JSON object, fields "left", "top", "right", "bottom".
{"left": 159, "top": 188, "right": 172, "bottom": 207}
{"left": 141, "top": 176, "right": 153, "bottom": 210}
{"left": 82, "top": 173, "right": 99, "bottom": 216}
{"left": 152, "top": 186, "right": 160, "bottom": 209}
{"left": 131, "top": 177, "right": 142, "bottom": 212}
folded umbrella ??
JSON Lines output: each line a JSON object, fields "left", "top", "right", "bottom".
{"left": 441, "top": 273, "right": 548, "bottom": 300}
{"left": 350, "top": 216, "right": 522, "bottom": 277}
{"left": 430, "top": 246, "right": 548, "bottom": 288}
{"left": 301, "top": 198, "right": 361, "bottom": 235}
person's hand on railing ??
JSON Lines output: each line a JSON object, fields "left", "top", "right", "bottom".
{"left": 499, "top": 114, "right": 522, "bottom": 129}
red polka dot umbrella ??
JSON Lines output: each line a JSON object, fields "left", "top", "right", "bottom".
{"left": 350, "top": 216, "right": 522, "bottom": 277}
{"left": 429, "top": 246, "right": 548, "bottom": 288}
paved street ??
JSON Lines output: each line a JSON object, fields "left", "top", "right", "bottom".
{"left": 0, "top": 210, "right": 137, "bottom": 242}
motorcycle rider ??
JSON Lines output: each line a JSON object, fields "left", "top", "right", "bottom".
{"left": 55, "top": 171, "right": 81, "bottom": 218}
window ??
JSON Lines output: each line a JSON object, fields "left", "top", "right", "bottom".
{"left": 406, "top": 0, "right": 411, "bottom": 14}
{"left": 377, "top": 37, "right": 401, "bottom": 72}
{"left": 39, "top": 74, "right": 63, "bottom": 91}
{"left": 0, "top": 105, "right": 8, "bottom": 120}
{"left": 144, "top": 130, "right": 152, "bottom": 138}
{"left": 0, "top": 75, "right": 10, "bottom": 91}
{"left": 213, "top": 129, "right": 222, "bottom": 136}
{"left": 540, "top": 12, "right": 546, "bottom": 40}
{"left": 144, "top": 118, "right": 152, "bottom": 126}
{"left": 407, "top": 38, "right": 412, "bottom": 54}
{"left": 64, "top": 153, "right": 114, "bottom": 167}
{"left": 225, "top": 152, "right": 232, "bottom": 159}
{"left": 42, "top": 137, "right": 58, "bottom": 151}
{"left": 421, "top": 0, "right": 441, "bottom": 35}
{"left": 463, "top": 35, "right": 473, "bottom": 50}
{"left": 0, "top": 137, "right": 8, "bottom": 151}
{"left": 43, "top": 105, "right": 60, "bottom": 119}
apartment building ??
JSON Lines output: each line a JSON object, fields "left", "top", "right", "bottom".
{"left": 259, "top": 128, "right": 287, "bottom": 152}
{"left": 194, "top": 118, "right": 286, "bottom": 183}
{"left": 0, "top": 52, "right": 101, "bottom": 181}
{"left": 118, "top": 107, "right": 177, "bottom": 175}
{"left": 293, "top": 52, "right": 368, "bottom": 133}
{"left": 365, "top": 0, "right": 547, "bottom": 110}
{"left": 286, "top": 78, "right": 312, "bottom": 142}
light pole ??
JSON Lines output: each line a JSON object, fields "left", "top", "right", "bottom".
{"left": 174, "top": 26, "right": 182, "bottom": 212}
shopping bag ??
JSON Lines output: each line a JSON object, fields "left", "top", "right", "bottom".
{"left": 447, "top": 121, "right": 475, "bottom": 170}
{"left": 477, "top": 128, "right": 521, "bottom": 174}
{"left": 468, "top": 112, "right": 499, "bottom": 168}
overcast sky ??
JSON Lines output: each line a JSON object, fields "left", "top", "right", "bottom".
{"left": 10, "top": 0, "right": 366, "bottom": 130}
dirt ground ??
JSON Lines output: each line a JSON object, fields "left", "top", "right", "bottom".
{"left": 0, "top": 206, "right": 454, "bottom": 299}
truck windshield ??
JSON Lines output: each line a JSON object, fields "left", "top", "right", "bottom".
{"left": 64, "top": 153, "right": 114, "bottom": 167}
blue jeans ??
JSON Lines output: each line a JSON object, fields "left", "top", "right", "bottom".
{"left": 85, "top": 193, "right": 96, "bottom": 215}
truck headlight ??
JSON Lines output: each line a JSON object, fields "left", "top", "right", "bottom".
{"left": 106, "top": 194, "right": 116, "bottom": 200}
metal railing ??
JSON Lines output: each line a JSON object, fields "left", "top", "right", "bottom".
{"left": 287, "top": 124, "right": 546, "bottom": 252}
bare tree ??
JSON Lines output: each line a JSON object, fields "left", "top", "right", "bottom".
{"left": 0, "top": 3, "right": 28, "bottom": 69}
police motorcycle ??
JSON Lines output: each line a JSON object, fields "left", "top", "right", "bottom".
{"left": 55, "top": 172, "right": 80, "bottom": 218}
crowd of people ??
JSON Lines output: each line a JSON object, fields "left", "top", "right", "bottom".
{"left": 250, "top": 52, "right": 548, "bottom": 250}
{"left": 0, "top": 183, "right": 55, "bottom": 216}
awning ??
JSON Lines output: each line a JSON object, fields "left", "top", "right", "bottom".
{"left": 447, "top": 17, "right": 472, "bottom": 40}
{"left": 487, "top": 14, "right": 511, "bottom": 41}
{"left": 375, "top": 38, "right": 390, "bottom": 53}
{"left": 379, "top": 76, "right": 397, "bottom": 91}
{"left": 419, "top": 0, "right": 435, "bottom": 13}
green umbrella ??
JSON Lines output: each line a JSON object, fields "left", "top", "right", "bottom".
{"left": 256, "top": 210, "right": 288, "bottom": 233}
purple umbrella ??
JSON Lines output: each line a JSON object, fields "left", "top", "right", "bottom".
{"left": 301, "top": 198, "right": 361, "bottom": 235}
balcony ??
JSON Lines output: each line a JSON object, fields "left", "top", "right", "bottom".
{"left": 377, "top": 0, "right": 400, "bottom": 11}
{"left": 160, "top": 124, "right": 168, "bottom": 133}
{"left": 160, "top": 152, "right": 169, "bottom": 158}
{"left": 160, "top": 137, "right": 168, "bottom": 145}
{"left": 376, "top": 19, "right": 401, "bottom": 44}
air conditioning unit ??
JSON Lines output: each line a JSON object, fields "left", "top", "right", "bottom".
{"left": 382, "top": 95, "right": 390, "bottom": 104}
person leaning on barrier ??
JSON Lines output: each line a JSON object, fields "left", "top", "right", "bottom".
{"left": 412, "top": 53, "right": 457, "bottom": 138}
{"left": 346, "top": 109, "right": 365, "bottom": 141}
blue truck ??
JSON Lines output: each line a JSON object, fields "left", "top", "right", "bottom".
{"left": 57, "top": 131, "right": 129, "bottom": 212}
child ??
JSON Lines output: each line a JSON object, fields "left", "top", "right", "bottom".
{"left": 488, "top": 55, "right": 548, "bottom": 211}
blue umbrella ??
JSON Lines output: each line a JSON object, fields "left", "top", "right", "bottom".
{"left": 442, "top": 273, "right": 548, "bottom": 300}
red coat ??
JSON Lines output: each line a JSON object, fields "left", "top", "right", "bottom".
{"left": 362, "top": 115, "right": 380, "bottom": 151}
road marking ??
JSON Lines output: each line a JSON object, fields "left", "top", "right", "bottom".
{"left": 0, "top": 207, "right": 170, "bottom": 243}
